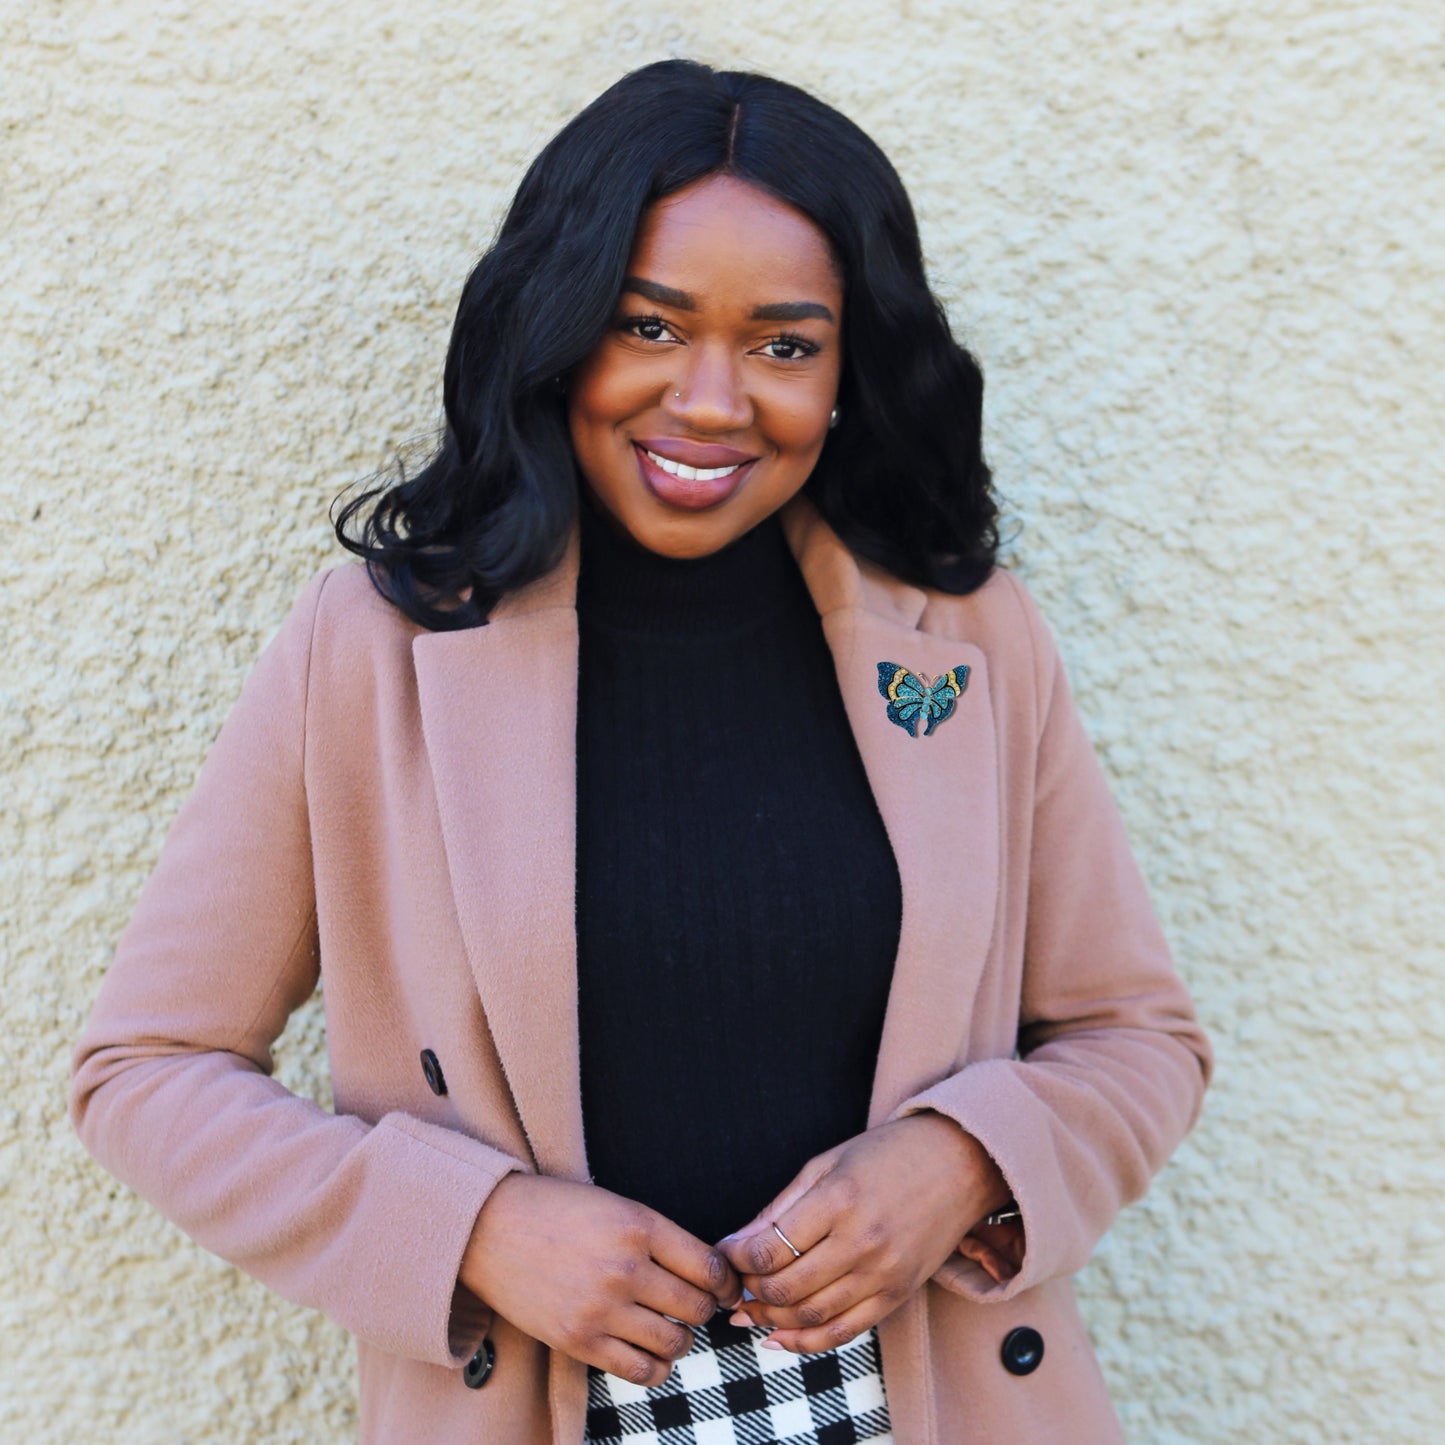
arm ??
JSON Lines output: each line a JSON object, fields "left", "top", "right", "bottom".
{"left": 723, "top": 576, "right": 1211, "bottom": 1344}
{"left": 68, "top": 569, "right": 527, "bottom": 1368}
{"left": 894, "top": 572, "right": 1213, "bottom": 1301}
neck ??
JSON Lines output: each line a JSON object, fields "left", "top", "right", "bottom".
{"left": 576, "top": 494, "right": 805, "bottom": 641}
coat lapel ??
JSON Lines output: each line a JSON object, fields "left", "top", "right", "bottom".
{"left": 779, "top": 501, "right": 1000, "bottom": 1122}
{"left": 412, "top": 496, "right": 1000, "bottom": 1186}
{"left": 412, "top": 531, "right": 589, "bottom": 1182}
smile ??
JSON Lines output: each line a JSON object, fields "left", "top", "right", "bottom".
{"left": 641, "top": 448, "right": 742, "bottom": 482}
{"left": 632, "top": 442, "right": 754, "bottom": 512}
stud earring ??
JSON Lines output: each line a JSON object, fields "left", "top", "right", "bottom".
{"left": 829, "top": 407, "right": 840, "bottom": 429}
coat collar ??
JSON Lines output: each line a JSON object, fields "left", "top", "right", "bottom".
{"left": 412, "top": 493, "right": 999, "bottom": 1185}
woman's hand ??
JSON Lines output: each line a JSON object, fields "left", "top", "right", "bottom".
{"left": 718, "top": 1113, "right": 1012, "bottom": 1353}
{"left": 459, "top": 1174, "right": 742, "bottom": 1386}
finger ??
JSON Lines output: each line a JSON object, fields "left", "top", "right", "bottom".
{"left": 634, "top": 1262, "right": 724, "bottom": 1332}
{"left": 731, "top": 1234, "right": 861, "bottom": 1329}
{"left": 725, "top": 1176, "right": 846, "bottom": 1278}
{"left": 616, "top": 1305, "right": 697, "bottom": 1363}
{"left": 717, "top": 1147, "right": 844, "bottom": 1267}
{"left": 647, "top": 1215, "right": 742, "bottom": 1306}
{"left": 589, "top": 1337, "right": 678, "bottom": 1389}
{"left": 723, "top": 1209, "right": 830, "bottom": 1278}
{"left": 965, "top": 1218, "right": 1025, "bottom": 1271}
{"left": 738, "top": 1270, "right": 871, "bottom": 1333}
{"left": 957, "top": 1234, "right": 1019, "bottom": 1285}
{"left": 762, "top": 1296, "right": 885, "bottom": 1356}
{"left": 737, "top": 1233, "right": 853, "bottom": 1315}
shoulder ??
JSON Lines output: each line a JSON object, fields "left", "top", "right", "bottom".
{"left": 304, "top": 559, "right": 419, "bottom": 637}
{"left": 913, "top": 566, "right": 1062, "bottom": 716}
{"left": 277, "top": 559, "right": 424, "bottom": 651}
{"left": 257, "top": 560, "right": 427, "bottom": 705}
{"left": 914, "top": 564, "right": 1044, "bottom": 640}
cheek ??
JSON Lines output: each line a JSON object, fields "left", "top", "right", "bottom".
{"left": 770, "top": 353, "right": 842, "bottom": 457}
{"left": 767, "top": 388, "right": 835, "bottom": 462}
{"left": 569, "top": 350, "right": 653, "bottom": 438}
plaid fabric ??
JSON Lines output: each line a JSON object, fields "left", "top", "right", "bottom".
{"left": 586, "top": 1315, "right": 892, "bottom": 1444}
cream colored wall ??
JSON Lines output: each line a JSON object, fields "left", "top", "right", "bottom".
{"left": 6, "top": 1, "right": 1441, "bottom": 1439}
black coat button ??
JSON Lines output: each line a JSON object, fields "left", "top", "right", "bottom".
{"left": 420, "top": 1049, "right": 448, "bottom": 1097}
{"left": 463, "top": 1338, "right": 496, "bottom": 1389}
{"left": 1001, "top": 1325, "right": 1044, "bottom": 1376}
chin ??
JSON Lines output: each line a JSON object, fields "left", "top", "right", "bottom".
{"left": 624, "top": 508, "right": 746, "bottom": 560}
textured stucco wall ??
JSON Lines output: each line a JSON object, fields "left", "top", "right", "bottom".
{"left": 5, "top": 1, "right": 1442, "bottom": 1440}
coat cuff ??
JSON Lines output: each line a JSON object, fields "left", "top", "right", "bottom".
{"left": 368, "top": 1114, "right": 524, "bottom": 1367}
{"left": 893, "top": 1061, "right": 1059, "bottom": 1304}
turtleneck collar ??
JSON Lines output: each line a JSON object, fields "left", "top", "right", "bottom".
{"left": 576, "top": 491, "right": 810, "bottom": 643}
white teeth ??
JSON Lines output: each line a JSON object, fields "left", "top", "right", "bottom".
{"left": 644, "top": 448, "right": 742, "bottom": 482}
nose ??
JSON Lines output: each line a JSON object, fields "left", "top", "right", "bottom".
{"left": 665, "top": 345, "right": 752, "bottom": 433}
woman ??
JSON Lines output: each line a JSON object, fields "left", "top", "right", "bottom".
{"left": 70, "top": 59, "right": 1211, "bottom": 1444}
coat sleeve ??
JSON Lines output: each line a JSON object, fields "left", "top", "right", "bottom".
{"left": 893, "top": 572, "right": 1212, "bottom": 1302}
{"left": 68, "top": 568, "right": 528, "bottom": 1367}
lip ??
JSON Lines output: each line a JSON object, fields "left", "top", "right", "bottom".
{"left": 633, "top": 442, "right": 754, "bottom": 511}
{"left": 632, "top": 436, "right": 758, "bottom": 468}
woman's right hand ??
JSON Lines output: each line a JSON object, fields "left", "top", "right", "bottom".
{"left": 458, "top": 1173, "right": 742, "bottom": 1386}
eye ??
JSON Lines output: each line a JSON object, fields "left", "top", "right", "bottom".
{"left": 619, "top": 313, "right": 679, "bottom": 344}
{"left": 757, "top": 332, "right": 821, "bottom": 362}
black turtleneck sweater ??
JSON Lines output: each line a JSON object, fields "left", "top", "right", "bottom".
{"left": 575, "top": 498, "right": 903, "bottom": 1247}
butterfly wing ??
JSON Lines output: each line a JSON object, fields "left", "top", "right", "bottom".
{"left": 876, "top": 661, "right": 926, "bottom": 737}
{"left": 920, "top": 665, "right": 970, "bottom": 735}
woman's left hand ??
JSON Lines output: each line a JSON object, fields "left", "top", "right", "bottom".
{"left": 717, "top": 1113, "right": 1012, "bottom": 1353}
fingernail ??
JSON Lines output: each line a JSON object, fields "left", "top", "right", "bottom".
{"left": 729, "top": 1311, "right": 751, "bottom": 1328}
{"left": 761, "top": 1339, "right": 786, "bottom": 1351}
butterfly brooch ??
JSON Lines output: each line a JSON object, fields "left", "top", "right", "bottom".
{"left": 876, "top": 661, "right": 970, "bottom": 737}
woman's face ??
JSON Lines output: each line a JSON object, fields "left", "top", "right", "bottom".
{"left": 568, "top": 174, "right": 844, "bottom": 559}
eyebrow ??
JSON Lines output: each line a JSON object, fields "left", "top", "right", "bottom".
{"left": 622, "top": 276, "right": 835, "bottom": 325}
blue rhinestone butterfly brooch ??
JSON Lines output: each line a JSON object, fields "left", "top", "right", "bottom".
{"left": 876, "top": 661, "right": 970, "bottom": 737}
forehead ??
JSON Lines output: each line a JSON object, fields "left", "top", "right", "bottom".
{"left": 627, "top": 175, "right": 842, "bottom": 307}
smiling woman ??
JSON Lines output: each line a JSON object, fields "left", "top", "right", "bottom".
{"left": 324, "top": 59, "right": 1003, "bottom": 633}
{"left": 70, "top": 58, "right": 1210, "bottom": 1445}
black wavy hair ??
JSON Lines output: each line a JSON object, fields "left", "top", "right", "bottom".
{"left": 334, "top": 58, "right": 999, "bottom": 630}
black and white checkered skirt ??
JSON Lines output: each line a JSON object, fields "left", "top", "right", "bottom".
{"left": 585, "top": 1314, "right": 892, "bottom": 1444}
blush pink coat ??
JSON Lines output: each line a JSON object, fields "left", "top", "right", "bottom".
{"left": 70, "top": 494, "right": 1211, "bottom": 1443}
